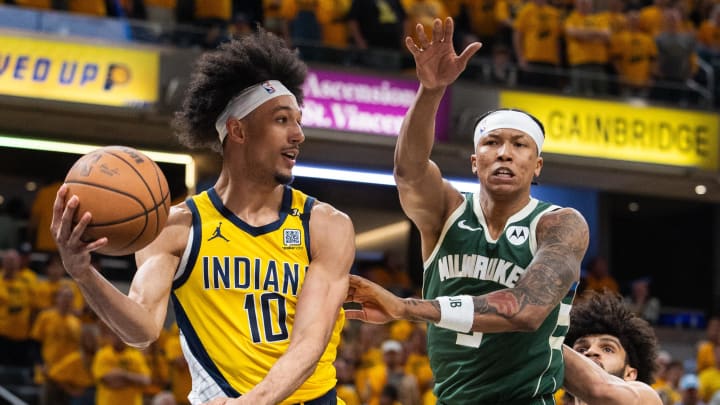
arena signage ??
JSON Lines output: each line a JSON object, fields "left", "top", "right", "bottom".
{"left": 0, "top": 35, "right": 158, "bottom": 108}
{"left": 501, "top": 91, "right": 719, "bottom": 170}
{"left": 302, "top": 69, "right": 449, "bottom": 140}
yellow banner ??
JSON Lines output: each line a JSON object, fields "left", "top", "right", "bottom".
{"left": 0, "top": 35, "right": 158, "bottom": 107}
{"left": 500, "top": 91, "right": 719, "bottom": 170}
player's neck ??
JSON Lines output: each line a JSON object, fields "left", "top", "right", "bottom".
{"left": 478, "top": 192, "right": 531, "bottom": 237}
{"left": 213, "top": 176, "right": 286, "bottom": 226}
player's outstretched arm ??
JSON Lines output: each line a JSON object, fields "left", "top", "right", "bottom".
{"left": 562, "top": 345, "right": 662, "bottom": 405}
{"left": 346, "top": 208, "right": 588, "bottom": 333}
{"left": 226, "top": 202, "right": 355, "bottom": 405}
{"left": 52, "top": 185, "right": 183, "bottom": 348}
{"left": 395, "top": 18, "right": 481, "bottom": 251}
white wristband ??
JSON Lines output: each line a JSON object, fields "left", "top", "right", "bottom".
{"left": 436, "top": 295, "right": 474, "bottom": 333}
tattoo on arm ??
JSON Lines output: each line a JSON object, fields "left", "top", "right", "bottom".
{"left": 404, "top": 298, "right": 441, "bottom": 323}
{"left": 473, "top": 209, "right": 588, "bottom": 320}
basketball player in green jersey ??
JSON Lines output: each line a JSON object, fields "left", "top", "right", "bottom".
{"left": 345, "top": 17, "right": 589, "bottom": 404}
{"left": 562, "top": 292, "right": 662, "bottom": 405}
{"left": 51, "top": 30, "right": 355, "bottom": 405}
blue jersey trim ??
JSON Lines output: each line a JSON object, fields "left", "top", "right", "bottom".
{"left": 566, "top": 281, "right": 578, "bottom": 298}
{"left": 301, "top": 196, "right": 315, "bottom": 263}
{"left": 172, "top": 198, "right": 202, "bottom": 290}
{"left": 171, "top": 292, "right": 240, "bottom": 397}
{"left": 207, "top": 186, "right": 292, "bottom": 236}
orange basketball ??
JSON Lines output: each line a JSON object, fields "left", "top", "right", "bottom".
{"left": 64, "top": 146, "right": 171, "bottom": 256}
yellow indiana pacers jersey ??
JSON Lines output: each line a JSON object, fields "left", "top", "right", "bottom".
{"left": 171, "top": 186, "right": 344, "bottom": 404}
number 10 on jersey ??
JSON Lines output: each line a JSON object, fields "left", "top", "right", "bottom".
{"left": 243, "top": 292, "right": 290, "bottom": 343}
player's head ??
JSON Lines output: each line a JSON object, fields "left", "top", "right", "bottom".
{"left": 173, "top": 29, "right": 307, "bottom": 154}
{"left": 470, "top": 108, "right": 544, "bottom": 194}
{"left": 565, "top": 291, "right": 658, "bottom": 384}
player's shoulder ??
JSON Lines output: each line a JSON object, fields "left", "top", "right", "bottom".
{"left": 167, "top": 202, "right": 193, "bottom": 227}
{"left": 630, "top": 381, "right": 663, "bottom": 404}
{"left": 140, "top": 202, "right": 192, "bottom": 257}
{"left": 309, "top": 200, "right": 352, "bottom": 224}
{"left": 539, "top": 206, "right": 587, "bottom": 226}
{"left": 536, "top": 207, "right": 589, "bottom": 241}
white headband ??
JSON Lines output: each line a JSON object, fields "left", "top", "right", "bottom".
{"left": 215, "top": 80, "right": 296, "bottom": 145}
{"left": 473, "top": 110, "right": 545, "bottom": 154}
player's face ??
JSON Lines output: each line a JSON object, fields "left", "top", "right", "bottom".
{"left": 241, "top": 95, "right": 304, "bottom": 185}
{"left": 471, "top": 128, "right": 542, "bottom": 197}
{"left": 573, "top": 334, "right": 637, "bottom": 381}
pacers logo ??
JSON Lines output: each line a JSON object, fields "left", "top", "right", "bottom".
{"left": 104, "top": 63, "right": 131, "bottom": 91}
{"left": 506, "top": 226, "right": 529, "bottom": 246}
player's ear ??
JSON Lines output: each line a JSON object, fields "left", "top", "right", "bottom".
{"left": 623, "top": 365, "right": 638, "bottom": 381}
{"left": 227, "top": 118, "right": 246, "bottom": 143}
{"left": 470, "top": 154, "right": 478, "bottom": 175}
{"left": 534, "top": 155, "right": 543, "bottom": 177}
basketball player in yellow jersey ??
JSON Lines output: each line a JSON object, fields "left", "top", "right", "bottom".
{"left": 50, "top": 29, "right": 355, "bottom": 405}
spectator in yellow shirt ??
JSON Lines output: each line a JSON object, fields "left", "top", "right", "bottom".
{"left": 513, "top": 0, "right": 562, "bottom": 88}
{"left": 698, "top": 316, "right": 720, "bottom": 373}
{"left": 335, "top": 356, "right": 362, "bottom": 405}
{"left": 610, "top": 9, "right": 658, "bottom": 97}
{"left": 652, "top": 352, "right": 684, "bottom": 405}
{"left": 493, "top": 0, "right": 526, "bottom": 80}
{"left": 35, "top": 253, "right": 84, "bottom": 313}
{"left": 263, "top": 0, "right": 293, "bottom": 43}
{"left": 92, "top": 328, "right": 151, "bottom": 405}
{"left": 565, "top": 0, "right": 611, "bottom": 95}
{"left": 143, "top": 338, "right": 170, "bottom": 401}
{"left": 581, "top": 256, "right": 619, "bottom": 295}
{"left": 697, "top": 4, "right": 720, "bottom": 58}
{"left": 29, "top": 180, "right": 63, "bottom": 253}
{"left": 31, "top": 286, "right": 82, "bottom": 402}
{"left": 700, "top": 344, "right": 720, "bottom": 402}
{"left": 317, "top": 0, "right": 353, "bottom": 48}
{"left": 0, "top": 248, "right": 35, "bottom": 367}
{"left": 404, "top": 326, "right": 432, "bottom": 398}
{"left": 47, "top": 324, "right": 100, "bottom": 404}
{"left": 640, "top": 0, "right": 673, "bottom": 36}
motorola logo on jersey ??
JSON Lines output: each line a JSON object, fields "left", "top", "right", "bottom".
{"left": 506, "top": 226, "right": 529, "bottom": 245}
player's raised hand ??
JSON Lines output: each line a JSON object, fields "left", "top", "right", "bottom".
{"left": 51, "top": 185, "right": 107, "bottom": 279}
{"left": 405, "top": 17, "right": 482, "bottom": 90}
{"left": 345, "top": 275, "right": 405, "bottom": 324}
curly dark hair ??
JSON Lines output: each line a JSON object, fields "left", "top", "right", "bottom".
{"left": 173, "top": 29, "right": 307, "bottom": 153}
{"left": 564, "top": 291, "right": 658, "bottom": 384}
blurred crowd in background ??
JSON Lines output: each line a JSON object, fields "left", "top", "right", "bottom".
{"left": 0, "top": 0, "right": 719, "bottom": 106}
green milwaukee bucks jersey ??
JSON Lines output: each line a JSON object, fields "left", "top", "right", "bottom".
{"left": 423, "top": 193, "right": 577, "bottom": 405}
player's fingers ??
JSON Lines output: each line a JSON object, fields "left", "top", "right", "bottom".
{"left": 51, "top": 185, "right": 68, "bottom": 236}
{"left": 432, "top": 18, "right": 444, "bottom": 44}
{"left": 68, "top": 211, "right": 91, "bottom": 246}
{"left": 58, "top": 195, "right": 79, "bottom": 243}
{"left": 86, "top": 237, "right": 108, "bottom": 253}
{"left": 345, "top": 286, "right": 356, "bottom": 302}
{"left": 348, "top": 274, "right": 366, "bottom": 288}
{"left": 416, "top": 23, "right": 430, "bottom": 49}
{"left": 405, "top": 36, "right": 422, "bottom": 56}
{"left": 444, "top": 17, "right": 454, "bottom": 45}
{"left": 458, "top": 42, "right": 483, "bottom": 66}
